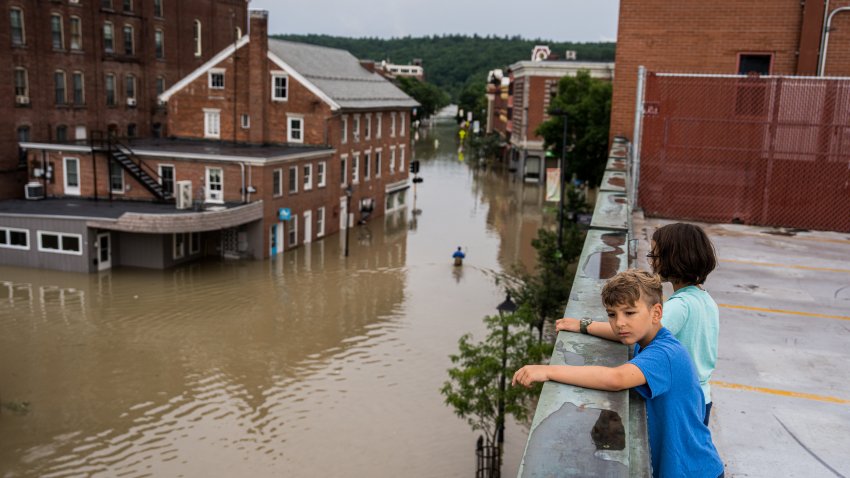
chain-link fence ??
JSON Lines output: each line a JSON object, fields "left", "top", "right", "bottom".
{"left": 637, "top": 72, "right": 850, "bottom": 233}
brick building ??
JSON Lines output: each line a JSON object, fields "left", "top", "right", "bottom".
{"left": 610, "top": 0, "right": 850, "bottom": 140}
{"left": 1, "top": 10, "right": 417, "bottom": 272}
{"left": 3, "top": 0, "right": 249, "bottom": 200}
{"left": 502, "top": 47, "right": 614, "bottom": 182}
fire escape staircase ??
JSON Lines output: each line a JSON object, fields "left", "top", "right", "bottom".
{"left": 92, "top": 132, "right": 173, "bottom": 202}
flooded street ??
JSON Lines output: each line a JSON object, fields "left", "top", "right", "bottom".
{"left": 0, "top": 121, "right": 548, "bottom": 477}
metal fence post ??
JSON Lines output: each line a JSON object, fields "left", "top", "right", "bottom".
{"left": 631, "top": 66, "right": 647, "bottom": 209}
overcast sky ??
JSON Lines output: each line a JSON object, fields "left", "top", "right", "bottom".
{"left": 247, "top": 0, "right": 619, "bottom": 42}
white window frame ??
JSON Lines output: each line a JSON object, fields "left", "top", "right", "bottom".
{"left": 365, "top": 114, "right": 371, "bottom": 140}
{"left": 241, "top": 114, "right": 250, "bottom": 129}
{"left": 364, "top": 150, "right": 371, "bottom": 180}
{"left": 303, "top": 163, "right": 313, "bottom": 191}
{"left": 353, "top": 115, "right": 360, "bottom": 142}
{"left": 10, "top": 7, "right": 25, "bottom": 46}
{"left": 122, "top": 24, "right": 134, "bottom": 55}
{"left": 14, "top": 67, "right": 28, "bottom": 98}
{"left": 153, "top": 0, "right": 163, "bottom": 18}
{"left": 317, "top": 207, "right": 325, "bottom": 237}
{"left": 0, "top": 227, "right": 30, "bottom": 251}
{"left": 273, "top": 168, "right": 283, "bottom": 197}
{"left": 288, "top": 166, "right": 298, "bottom": 193}
{"left": 63, "top": 157, "right": 80, "bottom": 195}
{"left": 103, "top": 22, "right": 113, "bottom": 53}
{"left": 287, "top": 115, "right": 303, "bottom": 143}
{"left": 376, "top": 113, "right": 383, "bottom": 139}
{"left": 125, "top": 74, "right": 136, "bottom": 101}
{"left": 193, "top": 19, "right": 202, "bottom": 57}
{"left": 69, "top": 16, "right": 82, "bottom": 51}
{"left": 72, "top": 71, "right": 85, "bottom": 105}
{"left": 173, "top": 233, "right": 185, "bottom": 259}
{"left": 288, "top": 214, "right": 298, "bottom": 246}
{"left": 399, "top": 145, "right": 406, "bottom": 173}
{"left": 375, "top": 149, "right": 382, "bottom": 178}
{"left": 204, "top": 108, "right": 220, "bottom": 139}
{"left": 208, "top": 68, "right": 225, "bottom": 90}
{"left": 271, "top": 72, "right": 288, "bottom": 101}
{"left": 317, "top": 161, "right": 326, "bottom": 187}
{"left": 400, "top": 112, "right": 406, "bottom": 137}
{"left": 391, "top": 112, "right": 397, "bottom": 137}
{"left": 205, "top": 166, "right": 223, "bottom": 203}
{"left": 390, "top": 146, "right": 396, "bottom": 174}
{"left": 110, "top": 161, "right": 124, "bottom": 194}
{"left": 352, "top": 152, "right": 360, "bottom": 184}
{"left": 341, "top": 115, "right": 348, "bottom": 144}
{"left": 340, "top": 154, "right": 348, "bottom": 186}
{"left": 190, "top": 232, "right": 200, "bottom": 255}
{"left": 158, "top": 164, "right": 175, "bottom": 196}
{"left": 51, "top": 13, "right": 64, "bottom": 50}
{"left": 37, "top": 231, "right": 83, "bottom": 256}
{"left": 154, "top": 28, "right": 164, "bottom": 59}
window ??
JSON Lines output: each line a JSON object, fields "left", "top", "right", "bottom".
{"left": 105, "top": 74, "right": 115, "bottom": 105}
{"left": 155, "top": 76, "right": 166, "bottom": 96}
{"left": 399, "top": 146, "right": 406, "bottom": 172}
{"left": 123, "top": 0, "right": 132, "bottom": 12}
{"left": 153, "top": 0, "right": 163, "bottom": 17}
{"left": 56, "top": 125, "right": 68, "bottom": 142}
{"left": 390, "top": 146, "right": 396, "bottom": 174}
{"left": 173, "top": 233, "right": 185, "bottom": 259}
{"left": 204, "top": 109, "right": 220, "bottom": 138}
{"left": 51, "top": 14, "right": 63, "bottom": 50}
{"left": 273, "top": 169, "right": 283, "bottom": 196}
{"left": 352, "top": 153, "right": 360, "bottom": 184}
{"left": 376, "top": 113, "right": 382, "bottom": 139}
{"left": 17, "top": 126, "right": 30, "bottom": 143}
{"left": 341, "top": 115, "right": 348, "bottom": 144}
{"left": 365, "top": 114, "right": 371, "bottom": 140}
{"left": 317, "top": 161, "right": 326, "bottom": 187}
{"left": 110, "top": 160, "right": 124, "bottom": 193}
{"left": 54, "top": 71, "right": 66, "bottom": 105}
{"left": 288, "top": 166, "right": 298, "bottom": 193}
{"left": 123, "top": 25, "right": 133, "bottom": 55}
{"left": 287, "top": 116, "right": 303, "bottom": 143}
{"left": 0, "top": 228, "right": 29, "bottom": 250}
{"left": 193, "top": 20, "right": 201, "bottom": 57}
{"left": 375, "top": 151, "right": 381, "bottom": 178}
{"left": 127, "top": 123, "right": 136, "bottom": 138}
{"left": 69, "top": 16, "right": 81, "bottom": 50}
{"left": 317, "top": 207, "right": 325, "bottom": 237}
{"left": 241, "top": 114, "right": 250, "bottom": 129}
{"left": 209, "top": 69, "right": 224, "bottom": 89}
{"left": 234, "top": 27, "right": 241, "bottom": 39}
{"left": 364, "top": 151, "right": 371, "bottom": 180}
{"left": 14, "top": 68, "right": 28, "bottom": 98}
{"left": 38, "top": 231, "right": 82, "bottom": 255}
{"left": 205, "top": 167, "right": 223, "bottom": 203}
{"left": 159, "top": 164, "right": 174, "bottom": 196}
{"left": 272, "top": 73, "right": 287, "bottom": 100}
{"left": 738, "top": 54, "right": 772, "bottom": 76}
{"left": 72, "top": 71, "right": 84, "bottom": 105}
{"left": 400, "top": 112, "right": 406, "bottom": 136}
{"left": 190, "top": 232, "right": 201, "bottom": 255}
{"left": 353, "top": 115, "right": 360, "bottom": 142}
{"left": 340, "top": 155, "right": 348, "bottom": 185}
{"left": 303, "top": 164, "right": 313, "bottom": 190}
{"left": 102, "top": 0, "right": 112, "bottom": 8}
{"left": 391, "top": 112, "right": 397, "bottom": 137}
{"left": 10, "top": 8, "right": 24, "bottom": 46}
{"left": 103, "top": 22, "right": 113, "bottom": 53}
{"left": 288, "top": 215, "right": 298, "bottom": 246}
{"left": 125, "top": 74, "right": 136, "bottom": 101}
{"left": 75, "top": 125, "right": 86, "bottom": 140}
{"left": 154, "top": 29, "right": 164, "bottom": 59}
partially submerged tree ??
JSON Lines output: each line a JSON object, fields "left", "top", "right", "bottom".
{"left": 395, "top": 76, "right": 450, "bottom": 119}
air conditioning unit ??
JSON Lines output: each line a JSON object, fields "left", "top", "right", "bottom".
{"left": 16, "top": 95, "right": 30, "bottom": 105}
{"left": 175, "top": 180, "right": 192, "bottom": 209}
{"left": 25, "top": 182, "right": 44, "bottom": 200}
{"left": 127, "top": 98, "right": 137, "bottom": 107}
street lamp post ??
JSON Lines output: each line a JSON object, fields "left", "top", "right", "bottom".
{"left": 496, "top": 293, "right": 518, "bottom": 474}
{"left": 344, "top": 185, "right": 353, "bottom": 257}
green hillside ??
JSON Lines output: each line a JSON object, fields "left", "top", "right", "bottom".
{"left": 271, "top": 34, "right": 615, "bottom": 100}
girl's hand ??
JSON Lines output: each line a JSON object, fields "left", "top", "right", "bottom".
{"left": 555, "top": 317, "right": 580, "bottom": 333}
{"left": 512, "top": 365, "right": 550, "bottom": 387}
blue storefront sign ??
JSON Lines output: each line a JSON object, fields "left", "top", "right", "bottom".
{"left": 278, "top": 208, "right": 292, "bottom": 221}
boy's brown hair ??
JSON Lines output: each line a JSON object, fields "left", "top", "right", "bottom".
{"left": 601, "top": 269, "right": 663, "bottom": 309}
{"left": 651, "top": 223, "right": 717, "bottom": 285}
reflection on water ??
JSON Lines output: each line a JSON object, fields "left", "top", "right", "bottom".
{"left": 582, "top": 233, "right": 627, "bottom": 280}
{"left": 0, "top": 121, "right": 546, "bottom": 477}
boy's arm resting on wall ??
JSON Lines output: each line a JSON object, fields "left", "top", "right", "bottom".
{"left": 512, "top": 363, "right": 646, "bottom": 392}
{"left": 555, "top": 317, "right": 620, "bottom": 342}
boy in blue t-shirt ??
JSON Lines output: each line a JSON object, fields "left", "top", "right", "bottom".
{"left": 512, "top": 269, "right": 724, "bottom": 478}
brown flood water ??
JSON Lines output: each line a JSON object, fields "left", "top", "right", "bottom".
{"left": 0, "top": 121, "right": 548, "bottom": 477}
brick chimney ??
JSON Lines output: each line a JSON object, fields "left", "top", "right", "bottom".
{"left": 359, "top": 60, "right": 376, "bottom": 73}
{"left": 247, "top": 10, "right": 269, "bottom": 145}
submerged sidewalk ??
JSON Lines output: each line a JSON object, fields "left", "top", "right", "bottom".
{"left": 633, "top": 214, "right": 850, "bottom": 478}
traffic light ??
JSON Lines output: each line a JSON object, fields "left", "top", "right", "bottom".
{"left": 410, "top": 160, "right": 420, "bottom": 174}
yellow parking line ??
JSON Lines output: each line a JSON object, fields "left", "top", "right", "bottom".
{"left": 712, "top": 381, "right": 850, "bottom": 406}
{"left": 718, "top": 303, "right": 850, "bottom": 321}
{"left": 720, "top": 258, "right": 850, "bottom": 274}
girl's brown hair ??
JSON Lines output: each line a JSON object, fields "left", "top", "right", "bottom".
{"left": 651, "top": 223, "right": 717, "bottom": 285}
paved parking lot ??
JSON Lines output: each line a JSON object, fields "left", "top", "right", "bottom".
{"left": 634, "top": 215, "right": 850, "bottom": 478}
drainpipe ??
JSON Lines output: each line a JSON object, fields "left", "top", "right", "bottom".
{"left": 247, "top": 164, "right": 253, "bottom": 202}
{"left": 819, "top": 5, "right": 850, "bottom": 76}
{"left": 240, "top": 162, "right": 246, "bottom": 203}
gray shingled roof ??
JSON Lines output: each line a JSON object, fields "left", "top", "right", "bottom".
{"left": 267, "top": 39, "right": 419, "bottom": 111}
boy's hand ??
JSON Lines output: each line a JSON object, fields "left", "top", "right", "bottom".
{"left": 512, "top": 365, "right": 550, "bottom": 388}
{"left": 555, "top": 317, "right": 580, "bottom": 333}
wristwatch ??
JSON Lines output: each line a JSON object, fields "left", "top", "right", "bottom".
{"left": 579, "top": 317, "right": 593, "bottom": 335}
